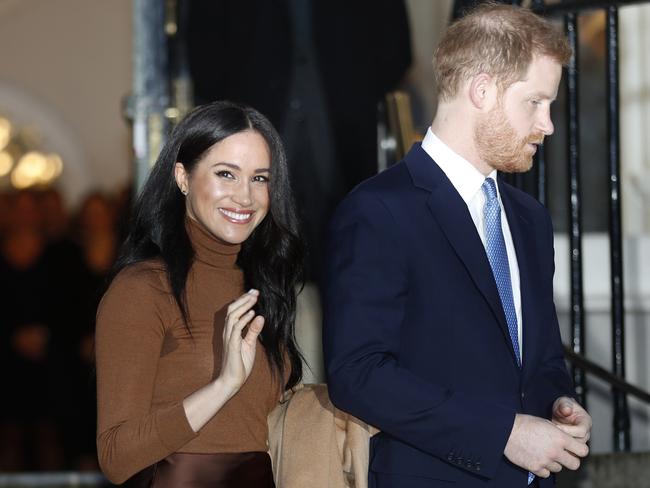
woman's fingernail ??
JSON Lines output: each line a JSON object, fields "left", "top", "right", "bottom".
{"left": 248, "top": 289, "right": 258, "bottom": 295}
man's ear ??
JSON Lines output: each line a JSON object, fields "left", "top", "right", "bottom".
{"left": 468, "top": 73, "right": 497, "bottom": 110}
{"left": 174, "top": 162, "right": 188, "bottom": 195}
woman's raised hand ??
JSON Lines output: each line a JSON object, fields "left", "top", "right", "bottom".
{"left": 219, "top": 289, "right": 265, "bottom": 393}
{"left": 182, "top": 289, "right": 265, "bottom": 432}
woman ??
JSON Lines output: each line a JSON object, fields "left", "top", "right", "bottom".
{"left": 95, "top": 101, "right": 304, "bottom": 487}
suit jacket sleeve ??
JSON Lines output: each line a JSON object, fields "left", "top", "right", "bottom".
{"left": 525, "top": 210, "right": 574, "bottom": 419}
{"left": 323, "top": 189, "right": 517, "bottom": 479}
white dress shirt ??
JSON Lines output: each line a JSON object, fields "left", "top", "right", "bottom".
{"left": 421, "top": 128, "right": 524, "bottom": 358}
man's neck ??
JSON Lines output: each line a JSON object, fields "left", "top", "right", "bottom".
{"left": 431, "top": 102, "right": 493, "bottom": 176}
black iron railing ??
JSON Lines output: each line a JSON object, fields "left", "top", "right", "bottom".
{"left": 564, "top": 9, "right": 588, "bottom": 411}
{"left": 604, "top": 5, "right": 631, "bottom": 452}
{"left": 529, "top": 0, "right": 650, "bottom": 453}
{"left": 563, "top": 346, "right": 650, "bottom": 405}
{"left": 542, "top": 0, "right": 650, "bottom": 14}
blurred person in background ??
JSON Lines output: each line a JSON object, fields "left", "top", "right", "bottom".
{"left": 0, "top": 190, "right": 63, "bottom": 471}
{"left": 55, "top": 192, "right": 118, "bottom": 471}
{"left": 38, "top": 188, "right": 85, "bottom": 470}
{"left": 0, "top": 193, "right": 12, "bottom": 239}
{"left": 40, "top": 188, "right": 70, "bottom": 245}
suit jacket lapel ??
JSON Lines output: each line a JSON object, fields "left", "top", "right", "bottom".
{"left": 499, "top": 181, "right": 541, "bottom": 377}
{"left": 405, "top": 145, "right": 518, "bottom": 363}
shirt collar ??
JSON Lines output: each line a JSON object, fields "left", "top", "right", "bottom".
{"left": 421, "top": 127, "right": 498, "bottom": 204}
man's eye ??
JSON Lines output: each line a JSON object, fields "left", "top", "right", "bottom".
{"left": 531, "top": 99, "right": 541, "bottom": 106}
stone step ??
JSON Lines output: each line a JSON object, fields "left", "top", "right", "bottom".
{"left": 557, "top": 452, "right": 650, "bottom": 488}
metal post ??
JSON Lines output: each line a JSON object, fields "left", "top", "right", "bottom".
{"left": 565, "top": 12, "right": 587, "bottom": 408}
{"left": 132, "top": 0, "right": 170, "bottom": 194}
{"left": 168, "top": 0, "right": 193, "bottom": 122}
{"left": 605, "top": 5, "right": 630, "bottom": 452}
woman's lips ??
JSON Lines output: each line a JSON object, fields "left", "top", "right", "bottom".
{"left": 218, "top": 208, "right": 254, "bottom": 224}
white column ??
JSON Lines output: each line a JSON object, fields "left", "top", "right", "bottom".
{"left": 620, "top": 5, "right": 650, "bottom": 235}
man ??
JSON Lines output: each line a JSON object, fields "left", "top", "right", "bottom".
{"left": 323, "top": 4, "right": 592, "bottom": 487}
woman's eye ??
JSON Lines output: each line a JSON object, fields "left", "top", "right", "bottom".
{"left": 216, "top": 170, "right": 235, "bottom": 179}
{"left": 253, "top": 175, "right": 269, "bottom": 183}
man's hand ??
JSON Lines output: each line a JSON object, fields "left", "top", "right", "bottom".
{"left": 552, "top": 397, "right": 592, "bottom": 443}
{"left": 504, "top": 414, "right": 589, "bottom": 478}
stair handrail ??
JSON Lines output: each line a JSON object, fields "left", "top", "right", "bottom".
{"left": 563, "top": 345, "right": 650, "bottom": 404}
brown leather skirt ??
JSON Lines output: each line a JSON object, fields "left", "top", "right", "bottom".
{"left": 124, "top": 452, "right": 275, "bottom": 488}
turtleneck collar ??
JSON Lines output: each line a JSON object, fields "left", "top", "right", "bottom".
{"left": 186, "top": 217, "right": 241, "bottom": 269}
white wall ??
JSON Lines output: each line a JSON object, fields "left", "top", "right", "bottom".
{"left": 0, "top": 0, "right": 132, "bottom": 208}
{"left": 554, "top": 233, "right": 650, "bottom": 453}
{"left": 621, "top": 5, "right": 650, "bottom": 235}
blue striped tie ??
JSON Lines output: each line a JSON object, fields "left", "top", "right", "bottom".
{"left": 482, "top": 178, "right": 534, "bottom": 485}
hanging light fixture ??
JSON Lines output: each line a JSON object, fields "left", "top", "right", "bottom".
{"left": 0, "top": 114, "right": 63, "bottom": 189}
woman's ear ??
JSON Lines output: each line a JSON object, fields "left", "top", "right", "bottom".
{"left": 174, "top": 162, "right": 189, "bottom": 195}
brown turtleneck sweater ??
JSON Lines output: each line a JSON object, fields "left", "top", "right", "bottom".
{"left": 95, "top": 219, "right": 280, "bottom": 484}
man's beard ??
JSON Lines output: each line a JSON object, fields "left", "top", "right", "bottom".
{"left": 474, "top": 105, "right": 544, "bottom": 173}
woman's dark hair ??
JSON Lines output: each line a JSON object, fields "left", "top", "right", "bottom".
{"left": 111, "top": 101, "right": 304, "bottom": 390}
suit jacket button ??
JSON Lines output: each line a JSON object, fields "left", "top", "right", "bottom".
{"left": 521, "top": 392, "right": 525, "bottom": 399}
{"left": 447, "top": 453, "right": 454, "bottom": 461}
{"left": 476, "top": 462, "right": 481, "bottom": 471}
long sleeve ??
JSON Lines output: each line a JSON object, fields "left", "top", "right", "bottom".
{"left": 323, "top": 189, "right": 516, "bottom": 479}
{"left": 95, "top": 265, "right": 197, "bottom": 484}
{"left": 524, "top": 210, "right": 574, "bottom": 418}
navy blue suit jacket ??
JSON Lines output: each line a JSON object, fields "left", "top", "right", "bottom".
{"left": 323, "top": 144, "right": 573, "bottom": 487}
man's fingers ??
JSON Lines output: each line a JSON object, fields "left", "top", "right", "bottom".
{"left": 559, "top": 402, "right": 574, "bottom": 416}
{"left": 534, "top": 468, "right": 551, "bottom": 479}
{"left": 564, "top": 437, "right": 589, "bottom": 459}
{"left": 553, "top": 397, "right": 575, "bottom": 418}
{"left": 547, "top": 461, "right": 563, "bottom": 473}
{"left": 558, "top": 450, "right": 581, "bottom": 471}
{"left": 554, "top": 423, "right": 589, "bottom": 439}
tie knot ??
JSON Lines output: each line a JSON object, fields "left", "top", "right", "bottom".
{"left": 482, "top": 178, "right": 498, "bottom": 202}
